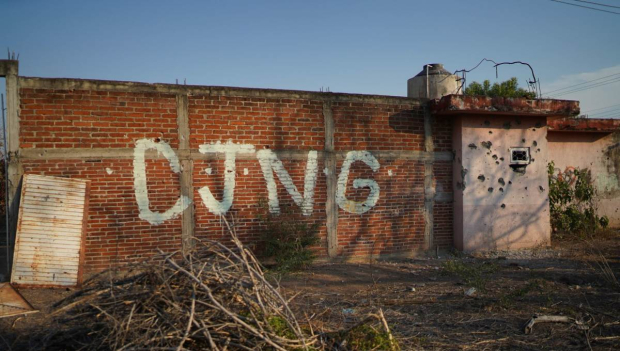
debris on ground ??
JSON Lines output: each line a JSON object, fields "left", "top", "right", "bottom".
{"left": 523, "top": 314, "right": 589, "bottom": 334}
{"left": 13, "top": 224, "right": 398, "bottom": 351}
{"left": 464, "top": 287, "right": 477, "bottom": 297}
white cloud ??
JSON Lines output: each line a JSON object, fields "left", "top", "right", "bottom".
{"left": 542, "top": 65, "right": 620, "bottom": 118}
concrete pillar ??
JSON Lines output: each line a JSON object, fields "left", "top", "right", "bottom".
{"left": 323, "top": 100, "right": 338, "bottom": 257}
{"left": 0, "top": 61, "right": 21, "bottom": 206}
{"left": 176, "top": 94, "right": 195, "bottom": 254}
{"left": 423, "top": 105, "right": 435, "bottom": 251}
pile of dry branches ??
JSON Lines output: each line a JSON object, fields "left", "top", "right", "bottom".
{"left": 39, "top": 232, "right": 315, "bottom": 350}
{"left": 30, "top": 217, "right": 398, "bottom": 351}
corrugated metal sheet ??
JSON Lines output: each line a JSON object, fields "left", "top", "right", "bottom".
{"left": 11, "top": 174, "right": 90, "bottom": 288}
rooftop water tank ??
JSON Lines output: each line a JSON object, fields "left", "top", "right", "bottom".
{"left": 407, "top": 63, "right": 459, "bottom": 99}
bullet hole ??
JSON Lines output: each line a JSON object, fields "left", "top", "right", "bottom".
{"left": 499, "top": 187, "right": 504, "bottom": 192}
{"left": 500, "top": 157, "right": 505, "bottom": 161}
{"left": 468, "top": 143, "right": 477, "bottom": 149}
{"left": 522, "top": 139, "right": 526, "bottom": 143}
{"left": 537, "top": 148, "right": 541, "bottom": 152}
{"left": 531, "top": 158, "right": 535, "bottom": 162}
{"left": 532, "top": 140, "right": 538, "bottom": 147}
{"left": 508, "top": 181, "right": 512, "bottom": 185}
{"left": 501, "top": 204, "right": 506, "bottom": 209}
{"left": 488, "top": 187, "right": 494, "bottom": 193}
{"left": 525, "top": 187, "right": 528, "bottom": 190}
{"left": 503, "top": 122, "right": 512, "bottom": 130}
{"left": 496, "top": 161, "right": 500, "bottom": 164}
{"left": 498, "top": 178, "right": 505, "bottom": 186}
{"left": 478, "top": 175, "right": 486, "bottom": 182}
{"left": 539, "top": 186, "right": 545, "bottom": 192}
{"left": 481, "top": 141, "right": 493, "bottom": 149}
{"left": 487, "top": 152, "right": 491, "bottom": 155}
{"left": 154, "top": 137, "right": 161, "bottom": 143}
{"left": 265, "top": 145, "right": 270, "bottom": 149}
{"left": 533, "top": 128, "right": 537, "bottom": 132}
{"left": 489, "top": 131, "right": 493, "bottom": 134}
{"left": 484, "top": 120, "right": 491, "bottom": 126}
{"left": 492, "top": 155, "right": 498, "bottom": 160}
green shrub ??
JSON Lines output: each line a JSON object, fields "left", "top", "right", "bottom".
{"left": 258, "top": 200, "right": 320, "bottom": 273}
{"left": 441, "top": 260, "right": 498, "bottom": 291}
{"left": 548, "top": 162, "right": 608, "bottom": 238}
{"left": 341, "top": 323, "right": 400, "bottom": 351}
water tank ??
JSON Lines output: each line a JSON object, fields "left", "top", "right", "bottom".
{"left": 407, "top": 63, "right": 459, "bottom": 99}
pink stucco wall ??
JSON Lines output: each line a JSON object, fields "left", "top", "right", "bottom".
{"left": 453, "top": 115, "right": 551, "bottom": 251}
{"left": 547, "top": 131, "right": 620, "bottom": 227}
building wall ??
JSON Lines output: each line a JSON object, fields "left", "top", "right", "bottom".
{"left": 17, "top": 79, "right": 453, "bottom": 271}
{"left": 453, "top": 115, "right": 550, "bottom": 251}
{"left": 547, "top": 131, "right": 620, "bottom": 227}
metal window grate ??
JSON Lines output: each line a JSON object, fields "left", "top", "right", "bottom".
{"left": 510, "top": 147, "right": 530, "bottom": 165}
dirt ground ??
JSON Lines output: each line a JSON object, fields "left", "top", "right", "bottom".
{"left": 1, "top": 237, "right": 619, "bottom": 350}
{"left": 279, "top": 238, "right": 620, "bottom": 350}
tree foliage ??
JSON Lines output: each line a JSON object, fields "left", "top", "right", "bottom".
{"left": 464, "top": 77, "right": 536, "bottom": 99}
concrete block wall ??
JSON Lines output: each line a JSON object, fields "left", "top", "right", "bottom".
{"left": 14, "top": 77, "right": 454, "bottom": 272}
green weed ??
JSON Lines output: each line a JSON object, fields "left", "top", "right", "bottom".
{"left": 441, "top": 260, "right": 498, "bottom": 291}
{"left": 341, "top": 323, "right": 400, "bottom": 351}
{"left": 258, "top": 200, "right": 320, "bottom": 273}
{"left": 548, "top": 161, "right": 609, "bottom": 239}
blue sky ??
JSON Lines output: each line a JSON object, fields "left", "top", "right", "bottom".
{"left": 1, "top": 0, "right": 619, "bottom": 116}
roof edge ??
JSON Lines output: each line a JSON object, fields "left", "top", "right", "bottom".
{"left": 431, "top": 94, "right": 580, "bottom": 118}
{"left": 547, "top": 117, "right": 620, "bottom": 133}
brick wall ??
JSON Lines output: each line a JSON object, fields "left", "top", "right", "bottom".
{"left": 18, "top": 80, "right": 453, "bottom": 272}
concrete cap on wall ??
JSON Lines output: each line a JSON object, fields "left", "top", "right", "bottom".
{"left": 547, "top": 117, "right": 620, "bottom": 133}
{"left": 0, "top": 60, "right": 19, "bottom": 77}
{"left": 430, "top": 94, "right": 580, "bottom": 118}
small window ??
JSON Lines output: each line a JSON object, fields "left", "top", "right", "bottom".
{"left": 510, "top": 147, "right": 530, "bottom": 165}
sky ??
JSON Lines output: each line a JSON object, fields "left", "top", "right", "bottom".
{"left": 1, "top": 0, "right": 619, "bottom": 117}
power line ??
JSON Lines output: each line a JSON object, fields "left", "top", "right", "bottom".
{"left": 588, "top": 108, "right": 620, "bottom": 117}
{"left": 553, "top": 78, "right": 620, "bottom": 97}
{"left": 571, "top": 0, "right": 620, "bottom": 9}
{"left": 553, "top": 76, "right": 620, "bottom": 95}
{"left": 583, "top": 102, "right": 620, "bottom": 113}
{"left": 593, "top": 113, "right": 620, "bottom": 119}
{"left": 553, "top": 79, "right": 620, "bottom": 97}
{"left": 550, "top": 0, "right": 620, "bottom": 14}
{"left": 543, "top": 72, "right": 620, "bottom": 95}
{"left": 588, "top": 107, "right": 620, "bottom": 115}
{"left": 584, "top": 104, "right": 620, "bottom": 114}
{"left": 551, "top": 77, "right": 620, "bottom": 97}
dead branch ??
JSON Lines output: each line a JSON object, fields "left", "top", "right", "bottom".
{"left": 524, "top": 315, "right": 588, "bottom": 334}
{"left": 34, "top": 218, "right": 396, "bottom": 351}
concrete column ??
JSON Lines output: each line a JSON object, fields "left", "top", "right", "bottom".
{"left": 0, "top": 61, "right": 21, "bottom": 206}
{"left": 176, "top": 94, "right": 195, "bottom": 254}
{"left": 423, "top": 105, "right": 435, "bottom": 251}
{"left": 323, "top": 100, "right": 338, "bottom": 257}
